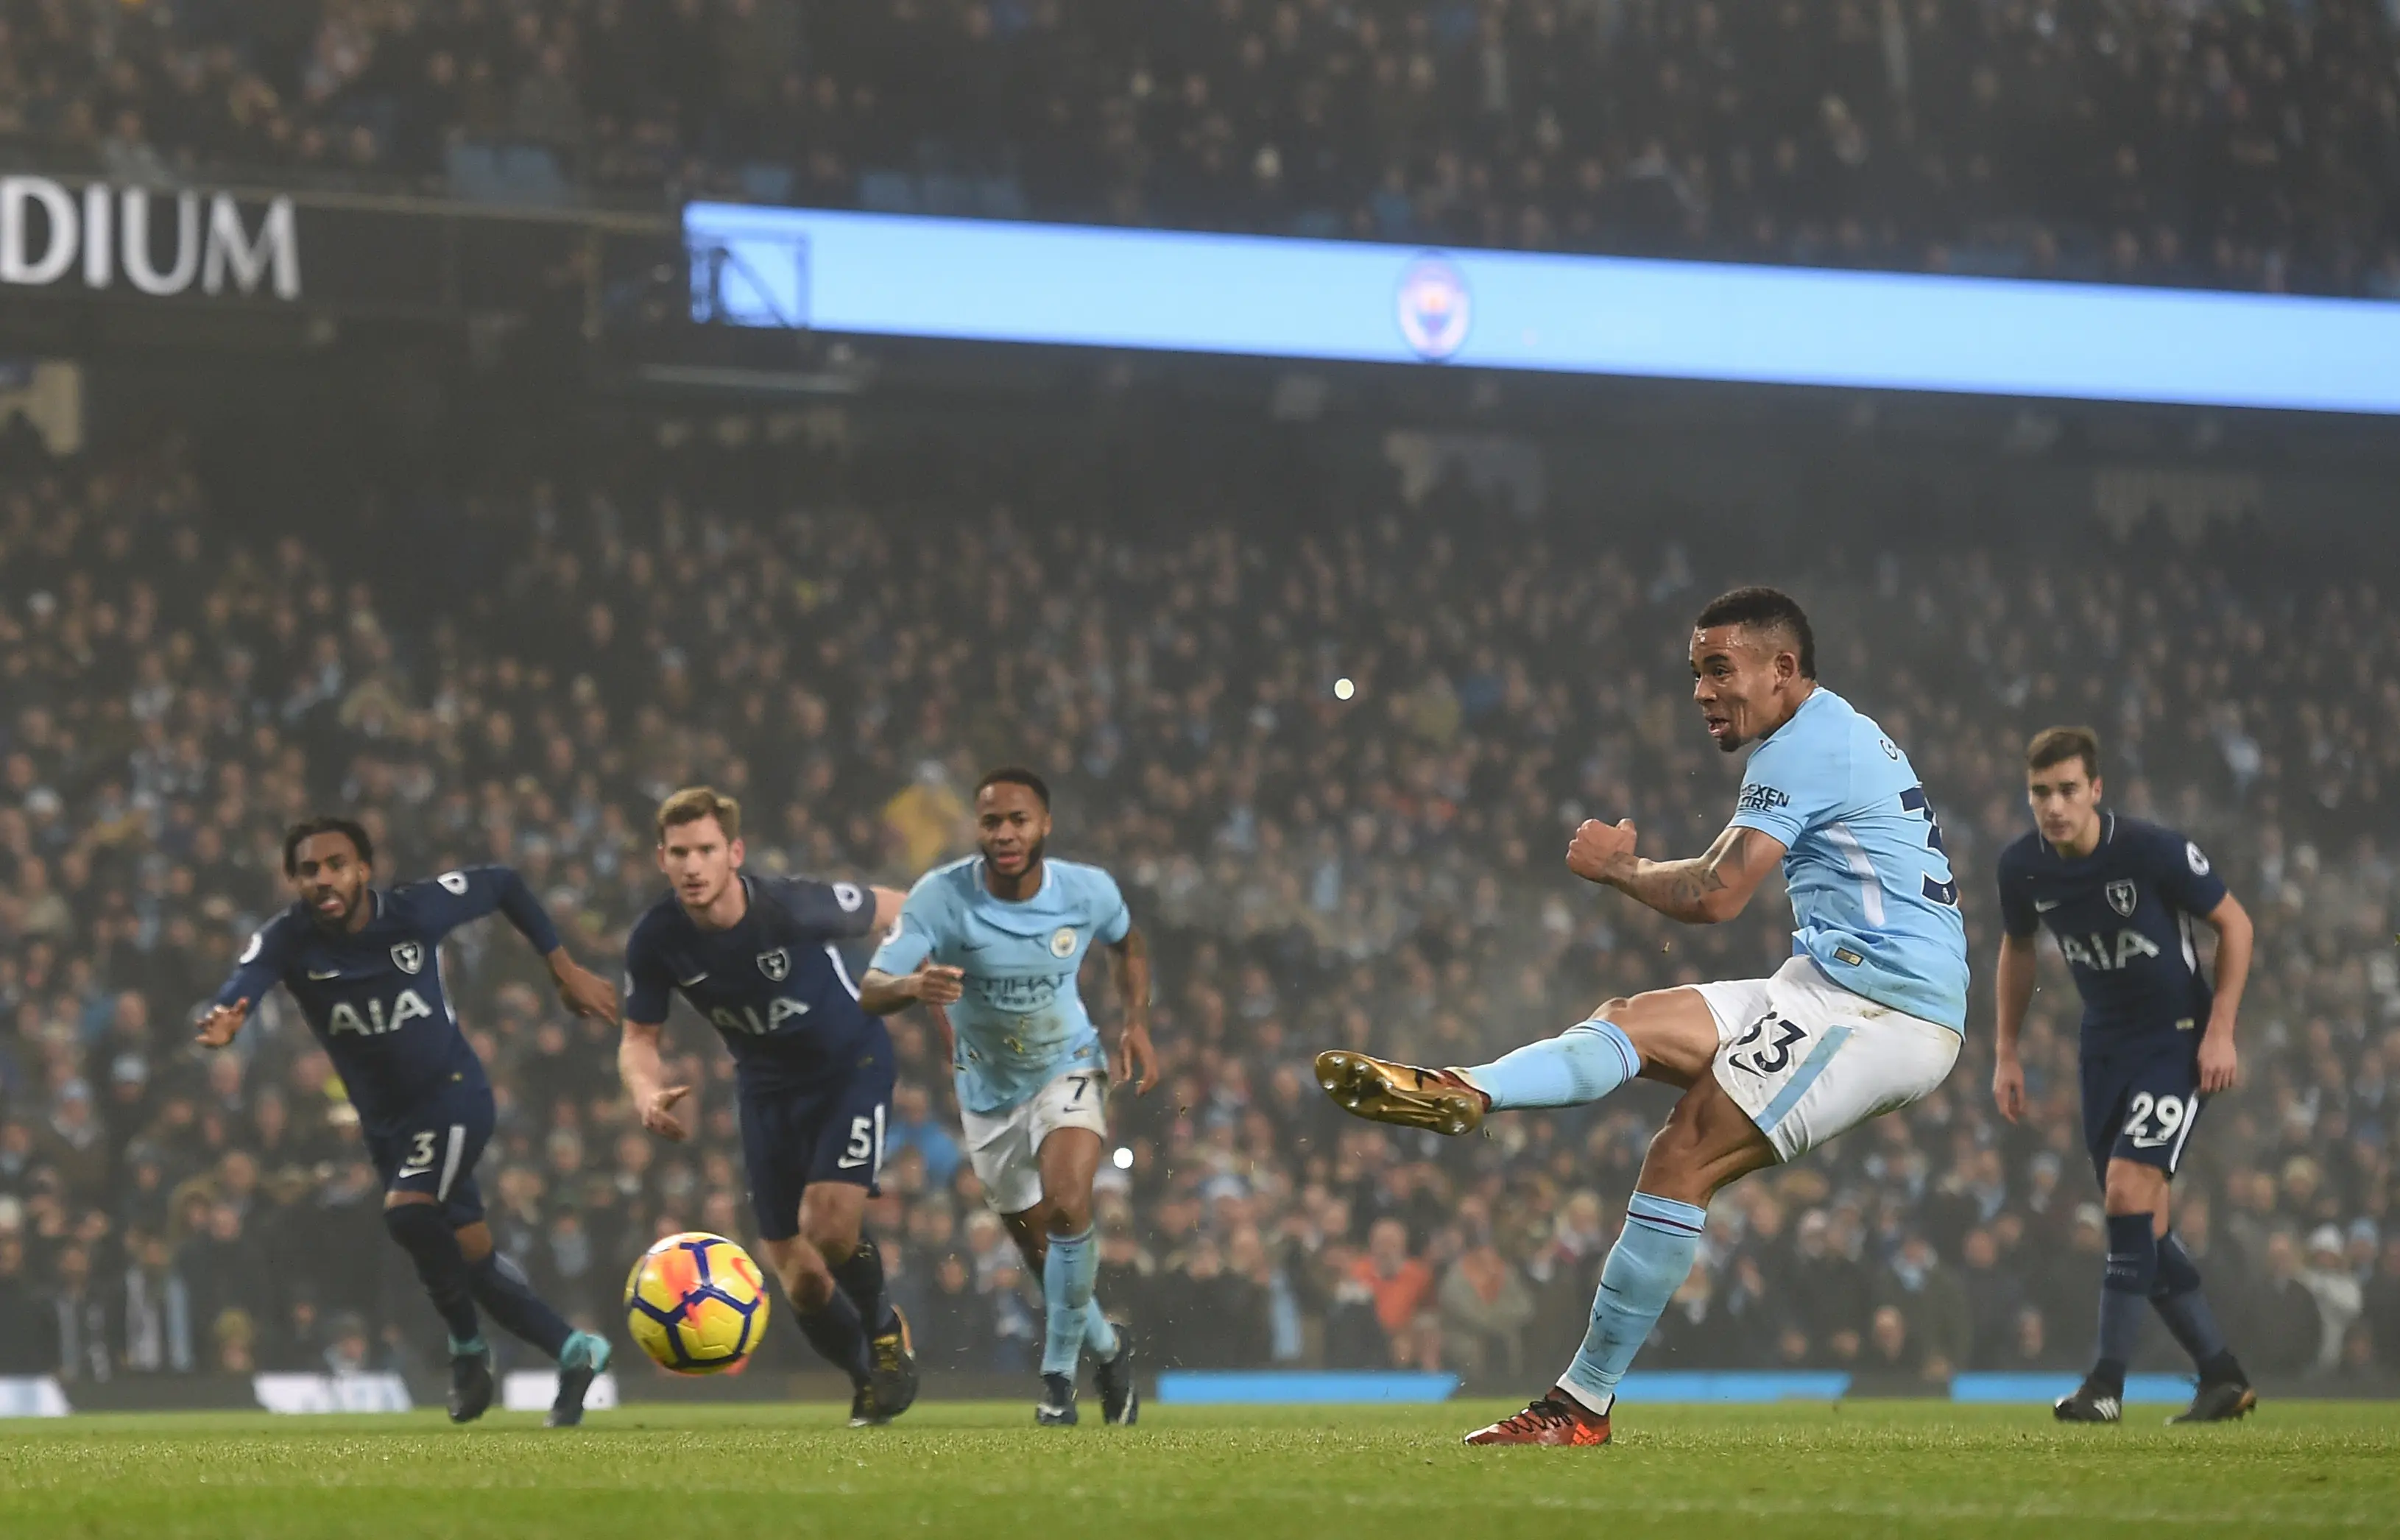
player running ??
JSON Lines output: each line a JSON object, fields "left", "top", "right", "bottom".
{"left": 618, "top": 787, "right": 921, "bottom": 1427}
{"left": 198, "top": 816, "right": 621, "bottom": 1426}
{"left": 1994, "top": 727, "right": 2257, "bottom": 1424}
{"left": 1316, "top": 587, "right": 1969, "bottom": 1446}
{"left": 858, "top": 767, "right": 1154, "bottom": 1427}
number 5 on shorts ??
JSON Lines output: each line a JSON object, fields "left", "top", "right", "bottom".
{"left": 838, "top": 1108, "right": 886, "bottom": 1173}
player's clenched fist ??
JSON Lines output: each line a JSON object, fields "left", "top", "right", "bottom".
{"left": 908, "top": 961, "right": 967, "bottom": 1006}
{"left": 1566, "top": 818, "right": 1640, "bottom": 885}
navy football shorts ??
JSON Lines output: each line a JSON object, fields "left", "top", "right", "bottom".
{"left": 2080, "top": 1041, "right": 2205, "bottom": 1184}
{"left": 738, "top": 1045, "right": 897, "bottom": 1241}
{"left": 364, "top": 1075, "right": 495, "bottom": 1227}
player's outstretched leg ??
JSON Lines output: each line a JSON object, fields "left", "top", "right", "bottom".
{"left": 2153, "top": 1229, "right": 2256, "bottom": 1424}
{"left": 834, "top": 1235, "right": 920, "bottom": 1425}
{"left": 1318, "top": 995, "right": 1675, "bottom": 1134}
{"left": 383, "top": 1198, "right": 492, "bottom": 1423}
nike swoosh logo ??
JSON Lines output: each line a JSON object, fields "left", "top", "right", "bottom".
{"left": 677, "top": 972, "right": 710, "bottom": 987}
{"left": 2128, "top": 1135, "right": 2173, "bottom": 1149}
{"left": 307, "top": 969, "right": 342, "bottom": 981}
{"left": 835, "top": 1155, "right": 870, "bottom": 1169}
{"left": 2033, "top": 900, "right": 2061, "bottom": 911}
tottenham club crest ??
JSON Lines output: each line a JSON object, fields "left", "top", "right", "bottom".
{"left": 1050, "top": 928, "right": 1079, "bottom": 959}
{"left": 756, "top": 947, "right": 791, "bottom": 982}
{"left": 390, "top": 941, "right": 425, "bottom": 975}
{"left": 1395, "top": 254, "right": 1472, "bottom": 361}
{"left": 2106, "top": 880, "right": 2138, "bottom": 918}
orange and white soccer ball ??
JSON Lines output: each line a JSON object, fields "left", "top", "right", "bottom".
{"left": 624, "top": 1232, "right": 772, "bottom": 1374}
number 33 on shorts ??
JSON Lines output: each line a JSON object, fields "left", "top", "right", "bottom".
{"left": 1725, "top": 1015, "right": 1810, "bottom": 1078}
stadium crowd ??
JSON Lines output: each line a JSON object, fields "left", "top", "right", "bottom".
{"left": 5, "top": 0, "right": 2400, "bottom": 297}
{"left": 0, "top": 430, "right": 2396, "bottom": 1394}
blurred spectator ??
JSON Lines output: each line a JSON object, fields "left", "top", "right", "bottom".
{"left": 2302, "top": 1225, "right": 2367, "bottom": 1375}
{"left": 0, "top": 1234, "right": 56, "bottom": 1374}
{"left": 2248, "top": 1234, "right": 2328, "bottom": 1378}
{"left": 1348, "top": 1218, "right": 1435, "bottom": 1367}
{"left": 119, "top": 1229, "right": 194, "bottom": 1375}
{"left": 1436, "top": 1228, "right": 1535, "bottom": 1378}
{"left": 1879, "top": 1234, "right": 1970, "bottom": 1381}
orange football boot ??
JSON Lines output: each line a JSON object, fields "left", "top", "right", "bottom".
{"left": 1462, "top": 1391, "right": 1612, "bottom": 1447}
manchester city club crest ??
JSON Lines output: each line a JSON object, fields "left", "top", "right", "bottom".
{"left": 2106, "top": 880, "right": 2138, "bottom": 917}
{"left": 390, "top": 941, "right": 424, "bottom": 975}
{"left": 756, "top": 947, "right": 791, "bottom": 981}
{"left": 1395, "top": 254, "right": 1472, "bottom": 361}
{"left": 1050, "top": 928, "right": 1078, "bottom": 958}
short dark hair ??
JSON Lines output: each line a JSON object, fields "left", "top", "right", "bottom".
{"left": 282, "top": 816, "right": 373, "bottom": 875}
{"left": 1694, "top": 586, "right": 1816, "bottom": 678}
{"left": 2026, "top": 725, "right": 2101, "bottom": 780}
{"left": 656, "top": 785, "right": 741, "bottom": 843}
{"left": 975, "top": 766, "right": 1050, "bottom": 807}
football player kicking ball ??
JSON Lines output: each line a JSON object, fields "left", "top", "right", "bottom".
{"left": 618, "top": 788, "right": 920, "bottom": 1427}
{"left": 1316, "top": 588, "right": 1970, "bottom": 1446}
{"left": 199, "top": 816, "right": 621, "bottom": 1426}
{"left": 860, "top": 768, "right": 1154, "bottom": 1427}
{"left": 1995, "top": 727, "right": 2257, "bottom": 1424}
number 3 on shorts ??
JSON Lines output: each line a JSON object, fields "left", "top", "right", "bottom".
{"left": 398, "top": 1129, "right": 437, "bottom": 1176}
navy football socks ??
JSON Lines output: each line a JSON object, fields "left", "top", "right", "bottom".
{"left": 832, "top": 1237, "right": 899, "bottom": 1337}
{"left": 2153, "top": 1229, "right": 2246, "bottom": 1385}
{"left": 384, "top": 1203, "right": 482, "bottom": 1345}
{"left": 792, "top": 1285, "right": 875, "bottom": 1385}
{"left": 2092, "top": 1213, "right": 2159, "bottom": 1394}
{"left": 467, "top": 1248, "right": 574, "bottom": 1360}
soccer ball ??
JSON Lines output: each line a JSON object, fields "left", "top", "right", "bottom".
{"left": 624, "top": 1232, "right": 772, "bottom": 1374}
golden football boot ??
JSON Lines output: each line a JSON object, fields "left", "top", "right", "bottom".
{"left": 1313, "top": 1050, "right": 1489, "bottom": 1136}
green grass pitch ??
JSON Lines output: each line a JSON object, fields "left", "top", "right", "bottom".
{"left": 3, "top": 1400, "right": 2394, "bottom": 1539}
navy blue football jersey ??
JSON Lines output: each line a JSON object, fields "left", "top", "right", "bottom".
{"left": 1995, "top": 813, "right": 2228, "bottom": 1051}
{"left": 213, "top": 866, "right": 562, "bottom": 1128}
{"left": 622, "top": 875, "right": 889, "bottom": 1095}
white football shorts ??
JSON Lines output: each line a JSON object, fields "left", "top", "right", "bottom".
{"left": 958, "top": 1067, "right": 1111, "bottom": 1215}
{"left": 1695, "top": 956, "right": 1961, "bottom": 1163}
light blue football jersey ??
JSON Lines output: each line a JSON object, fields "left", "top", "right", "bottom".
{"left": 870, "top": 855, "right": 1132, "bottom": 1113}
{"left": 1726, "top": 687, "right": 1970, "bottom": 1032}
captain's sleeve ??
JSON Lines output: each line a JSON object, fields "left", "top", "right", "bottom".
{"left": 621, "top": 917, "right": 675, "bottom": 1025}
{"left": 1089, "top": 869, "right": 1133, "bottom": 945}
{"left": 213, "top": 916, "right": 289, "bottom": 1009}
{"left": 1995, "top": 844, "right": 2039, "bottom": 939}
{"left": 2154, "top": 828, "right": 2230, "bottom": 917}
{"left": 869, "top": 879, "right": 942, "bottom": 975}
{"left": 404, "top": 865, "right": 563, "bottom": 953}
{"left": 768, "top": 876, "right": 881, "bottom": 941}
{"left": 1726, "top": 727, "right": 1832, "bottom": 848}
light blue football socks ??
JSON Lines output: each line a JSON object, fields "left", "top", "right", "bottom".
{"left": 1558, "top": 1193, "right": 1709, "bottom": 1416}
{"left": 1084, "top": 1298, "right": 1120, "bottom": 1361}
{"left": 1463, "top": 1018, "right": 1642, "bottom": 1110}
{"left": 1042, "top": 1226, "right": 1102, "bottom": 1376}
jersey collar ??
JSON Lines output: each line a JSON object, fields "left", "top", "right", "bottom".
{"left": 975, "top": 855, "right": 1051, "bottom": 905}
